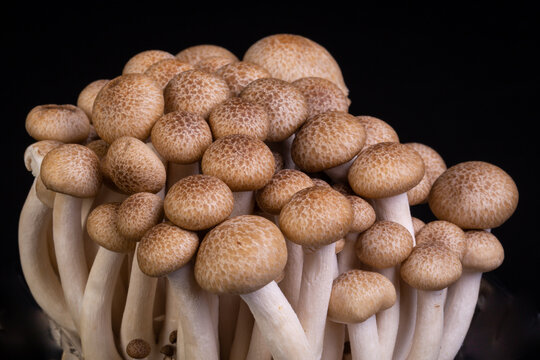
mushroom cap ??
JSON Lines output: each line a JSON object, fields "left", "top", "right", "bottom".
{"left": 122, "top": 50, "right": 175, "bottom": 75}
{"left": 164, "top": 174, "right": 234, "bottom": 231}
{"left": 85, "top": 139, "right": 109, "bottom": 160}
{"left": 150, "top": 110, "right": 213, "bottom": 164}
{"left": 255, "top": 169, "right": 315, "bottom": 215}
{"left": 196, "top": 56, "right": 236, "bottom": 73}
{"left": 279, "top": 186, "right": 353, "bottom": 248}
{"left": 201, "top": 134, "right": 275, "bottom": 192}
{"left": 137, "top": 222, "right": 199, "bottom": 277}
{"left": 272, "top": 151, "right": 284, "bottom": 173}
{"left": 144, "top": 58, "right": 195, "bottom": 89}
{"left": 92, "top": 73, "right": 164, "bottom": 144}
{"left": 348, "top": 142, "right": 425, "bottom": 199}
{"left": 40, "top": 144, "right": 102, "bottom": 198}
{"left": 117, "top": 192, "right": 164, "bottom": 242}
{"left": 35, "top": 175, "right": 56, "bottom": 208}
{"left": 215, "top": 61, "right": 271, "bottom": 96}
{"left": 77, "top": 79, "right": 110, "bottom": 121}
{"left": 240, "top": 77, "right": 308, "bottom": 142}
{"left": 411, "top": 217, "right": 426, "bottom": 236}
{"left": 428, "top": 161, "right": 519, "bottom": 229}
{"left": 328, "top": 270, "right": 396, "bottom": 324}
{"left": 462, "top": 230, "right": 504, "bottom": 272}
{"left": 347, "top": 195, "right": 376, "bottom": 233}
{"left": 416, "top": 220, "right": 467, "bottom": 260}
{"left": 332, "top": 183, "right": 353, "bottom": 196}
{"left": 406, "top": 143, "right": 447, "bottom": 205}
{"left": 292, "top": 77, "right": 350, "bottom": 118}
{"left": 335, "top": 238, "right": 346, "bottom": 254}
{"left": 356, "top": 220, "right": 414, "bottom": 269}
{"left": 24, "top": 140, "right": 63, "bottom": 176}
{"left": 86, "top": 203, "right": 136, "bottom": 253}
{"left": 356, "top": 116, "right": 399, "bottom": 150}
{"left": 311, "top": 177, "right": 331, "bottom": 188}
{"left": 176, "top": 44, "right": 238, "bottom": 65}
{"left": 126, "top": 339, "right": 151, "bottom": 359}
{"left": 208, "top": 97, "right": 270, "bottom": 141}
{"left": 292, "top": 111, "right": 366, "bottom": 172}
{"left": 243, "top": 34, "right": 348, "bottom": 95}
{"left": 407, "top": 170, "right": 432, "bottom": 206}
{"left": 400, "top": 242, "right": 462, "bottom": 291}
{"left": 106, "top": 136, "right": 166, "bottom": 194}
{"left": 26, "top": 104, "right": 90, "bottom": 143}
{"left": 194, "top": 215, "right": 287, "bottom": 294}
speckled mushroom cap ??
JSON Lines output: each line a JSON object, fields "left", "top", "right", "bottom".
{"left": 117, "top": 192, "right": 164, "bottom": 242}
{"left": 122, "top": 50, "right": 175, "bottom": 75}
{"left": 348, "top": 142, "right": 425, "bottom": 199}
{"left": 106, "top": 136, "right": 166, "bottom": 194}
{"left": 291, "top": 111, "right": 366, "bottom": 172}
{"left": 24, "top": 140, "right": 63, "bottom": 176}
{"left": 347, "top": 195, "right": 376, "bottom": 233}
{"left": 272, "top": 151, "right": 283, "bottom": 173}
{"left": 335, "top": 238, "right": 346, "bottom": 254}
{"left": 428, "top": 161, "right": 519, "bottom": 229}
{"left": 164, "top": 174, "right": 234, "bottom": 231}
{"left": 144, "top": 58, "right": 195, "bottom": 89}
{"left": 208, "top": 97, "right": 270, "bottom": 141}
{"left": 86, "top": 203, "right": 136, "bottom": 253}
{"left": 164, "top": 69, "right": 231, "bottom": 118}
{"left": 215, "top": 61, "right": 271, "bottom": 96}
{"left": 416, "top": 220, "right": 467, "bottom": 260}
{"left": 194, "top": 215, "right": 287, "bottom": 294}
{"left": 40, "top": 144, "right": 102, "bottom": 198}
{"left": 196, "top": 56, "right": 236, "bottom": 73}
{"left": 255, "top": 169, "right": 314, "bottom": 215}
{"left": 243, "top": 34, "right": 348, "bottom": 96}
{"left": 411, "top": 217, "right": 426, "bottom": 236}
{"left": 332, "top": 183, "right": 353, "bottom": 196}
{"left": 400, "top": 242, "right": 462, "bottom": 291}
{"left": 26, "top": 104, "right": 90, "bottom": 143}
{"left": 77, "top": 80, "right": 110, "bottom": 122}
{"left": 279, "top": 186, "right": 353, "bottom": 249}
{"left": 201, "top": 134, "right": 275, "bottom": 192}
{"left": 405, "top": 143, "right": 447, "bottom": 205}
{"left": 137, "top": 222, "right": 199, "bottom": 277}
{"left": 462, "top": 230, "right": 504, "bottom": 272}
{"left": 176, "top": 44, "right": 238, "bottom": 65}
{"left": 311, "top": 178, "right": 331, "bottom": 188}
{"left": 150, "top": 111, "right": 212, "bottom": 164}
{"left": 328, "top": 270, "right": 396, "bottom": 324}
{"left": 292, "top": 77, "right": 350, "bottom": 118}
{"left": 356, "top": 116, "right": 399, "bottom": 150}
{"left": 35, "top": 175, "right": 55, "bottom": 208}
{"left": 240, "top": 77, "right": 308, "bottom": 142}
{"left": 85, "top": 139, "right": 109, "bottom": 160}
{"left": 356, "top": 220, "right": 414, "bottom": 269}
{"left": 92, "top": 74, "right": 164, "bottom": 144}
{"left": 126, "top": 339, "right": 151, "bottom": 359}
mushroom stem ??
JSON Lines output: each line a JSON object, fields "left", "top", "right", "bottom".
{"left": 246, "top": 322, "right": 272, "bottom": 360}
{"left": 232, "top": 300, "right": 256, "bottom": 360}
{"left": 157, "top": 279, "right": 182, "bottom": 360}
{"left": 392, "top": 281, "right": 417, "bottom": 360}
{"left": 324, "top": 156, "right": 357, "bottom": 185}
{"left": 230, "top": 190, "right": 255, "bottom": 217}
{"left": 338, "top": 232, "right": 361, "bottom": 274}
{"left": 348, "top": 315, "right": 380, "bottom": 360}
{"left": 321, "top": 320, "right": 346, "bottom": 360}
{"left": 375, "top": 266, "right": 400, "bottom": 360}
{"left": 370, "top": 194, "right": 415, "bottom": 242}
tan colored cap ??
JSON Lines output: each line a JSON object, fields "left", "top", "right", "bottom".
{"left": 356, "top": 116, "right": 399, "bottom": 150}
{"left": 272, "top": 151, "right": 284, "bottom": 173}
{"left": 215, "top": 61, "right": 271, "bottom": 96}
{"left": 117, "top": 192, "right": 164, "bottom": 242}
{"left": 462, "top": 230, "right": 504, "bottom": 272}
{"left": 335, "top": 238, "right": 346, "bottom": 254}
{"left": 416, "top": 220, "right": 467, "bottom": 260}
{"left": 26, "top": 104, "right": 90, "bottom": 143}
{"left": 176, "top": 44, "right": 238, "bottom": 65}
{"left": 347, "top": 195, "right": 376, "bottom": 233}
{"left": 122, "top": 50, "right": 175, "bottom": 74}
{"left": 292, "top": 77, "right": 350, "bottom": 118}
{"left": 196, "top": 56, "right": 236, "bottom": 73}
{"left": 35, "top": 175, "right": 55, "bottom": 208}
{"left": 405, "top": 143, "right": 447, "bottom": 205}
{"left": 24, "top": 140, "right": 63, "bottom": 177}
{"left": 144, "top": 58, "right": 195, "bottom": 89}
{"left": 428, "top": 161, "right": 519, "bottom": 229}
{"left": 164, "top": 174, "right": 234, "bottom": 231}
{"left": 86, "top": 203, "right": 136, "bottom": 253}
{"left": 328, "top": 270, "right": 396, "bottom": 324}
{"left": 126, "top": 339, "right": 151, "bottom": 359}
{"left": 332, "top": 183, "right": 353, "bottom": 196}
{"left": 85, "top": 139, "right": 109, "bottom": 160}
{"left": 311, "top": 178, "right": 331, "bottom": 188}
{"left": 77, "top": 79, "right": 110, "bottom": 122}
{"left": 194, "top": 215, "right": 287, "bottom": 294}
{"left": 411, "top": 217, "right": 426, "bottom": 236}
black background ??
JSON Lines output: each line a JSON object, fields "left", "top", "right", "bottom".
{"left": 2, "top": 3, "right": 539, "bottom": 359}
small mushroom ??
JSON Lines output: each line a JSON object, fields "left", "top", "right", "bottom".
{"left": 176, "top": 44, "right": 238, "bottom": 65}
{"left": 122, "top": 50, "right": 175, "bottom": 75}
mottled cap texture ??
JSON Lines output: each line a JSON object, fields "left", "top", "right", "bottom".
{"left": 292, "top": 77, "right": 350, "bottom": 118}
{"left": 356, "top": 116, "right": 399, "bottom": 150}
{"left": 86, "top": 203, "right": 136, "bottom": 253}
{"left": 428, "top": 161, "right": 519, "bottom": 229}
{"left": 85, "top": 139, "right": 109, "bottom": 160}
{"left": 122, "top": 50, "right": 175, "bottom": 74}
{"left": 176, "top": 44, "right": 238, "bottom": 65}
{"left": 194, "top": 215, "right": 287, "bottom": 294}
{"left": 164, "top": 174, "right": 234, "bottom": 231}
{"left": 240, "top": 77, "right": 308, "bottom": 142}
{"left": 416, "top": 220, "right": 467, "bottom": 260}
{"left": 26, "top": 104, "right": 90, "bottom": 143}
{"left": 272, "top": 151, "right": 284, "bottom": 173}
{"left": 406, "top": 142, "right": 447, "bottom": 205}
{"left": 144, "top": 58, "right": 195, "bottom": 89}
{"left": 92, "top": 74, "right": 164, "bottom": 144}
{"left": 462, "top": 230, "right": 504, "bottom": 272}
{"left": 292, "top": 111, "right": 366, "bottom": 172}
{"left": 201, "top": 134, "right": 275, "bottom": 192}
{"left": 412, "top": 217, "right": 426, "bottom": 236}
{"left": 347, "top": 195, "right": 376, "bottom": 233}
{"left": 215, "top": 61, "right": 271, "bottom": 96}
{"left": 311, "top": 178, "right": 331, "bottom": 188}
{"left": 356, "top": 220, "right": 414, "bottom": 269}
{"left": 332, "top": 183, "right": 354, "bottom": 196}
{"left": 348, "top": 142, "right": 425, "bottom": 199}
{"left": 196, "top": 56, "right": 236, "bottom": 73}
{"left": 335, "top": 238, "right": 346, "bottom": 254}
{"left": 401, "top": 242, "right": 462, "bottom": 291}
{"left": 117, "top": 192, "right": 164, "bottom": 242}
{"left": 243, "top": 34, "right": 348, "bottom": 95}
{"left": 40, "top": 144, "right": 102, "bottom": 198}
{"left": 137, "top": 222, "right": 199, "bottom": 277}
{"left": 126, "top": 339, "right": 151, "bottom": 359}
{"left": 255, "top": 169, "right": 314, "bottom": 215}
{"left": 77, "top": 79, "right": 110, "bottom": 122}
{"left": 24, "top": 140, "right": 63, "bottom": 176}
{"left": 151, "top": 110, "right": 212, "bottom": 164}
{"left": 328, "top": 270, "right": 396, "bottom": 324}
{"left": 279, "top": 186, "right": 353, "bottom": 249}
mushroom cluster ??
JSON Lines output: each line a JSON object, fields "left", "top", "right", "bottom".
{"left": 19, "top": 34, "right": 518, "bottom": 360}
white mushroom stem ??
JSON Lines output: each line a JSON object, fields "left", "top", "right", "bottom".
{"left": 406, "top": 289, "right": 447, "bottom": 360}
{"left": 348, "top": 315, "right": 380, "bottom": 360}
{"left": 322, "top": 259, "right": 344, "bottom": 360}
{"left": 167, "top": 162, "right": 200, "bottom": 190}
{"left": 324, "top": 155, "right": 357, "bottom": 185}
{"left": 338, "top": 232, "right": 361, "bottom": 274}
{"left": 370, "top": 194, "right": 415, "bottom": 241}
{"left": 80, "top": 247, "right": 124, "bottom": 360}
{"left": 231, "top": 300, "right": 256, "bottom": 360}
{"left": 438, "top": 271, "right": 483, "bottom": 360}
{"left": 392, "top": 281, "right": 417, "bottom": 360}
{"left": 241, "top": 280, "right": 315, "bottom": 360}
{"left": 231, "top": 190, "right": 255, "bottom": 217}
{"left": 246, "top": 322, "right": 271, "bottom": 360}
{"left": 157, "top": 279, "right": 183, "bottom": 360}
{"left": 375, "top": 266, "right": 400, "bottom": 360}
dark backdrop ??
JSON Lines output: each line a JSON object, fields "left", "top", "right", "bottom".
{"left": 2, "top": 3, "right": 538, "bottom": 359}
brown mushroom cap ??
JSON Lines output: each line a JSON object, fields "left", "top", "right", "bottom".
{"left": 279, "top": 186, "right": 353, "bottom": 249}
{"left": 26, "top": 104, "right": 90, "bottom": 143}
{"left": 144, "top": 58, "right": 195, "bottom": 89}
{"left": 92, "top": 74, "right": 164, "bottom": 144}
{"left": 272, "top": 151, "right": 284, "bottom": 173}
{"left": 291, "top": 111, "right": 366, "bottom": 172}
{"left": 164, "top": 174, "right": 234, "bottom": 231}
{"left": 332, "top": 183, "right": 353, "bottom": 196}
{"left": 117, "top": 192, "right": 164, "bottom": 242}
{"left": 35, "top": 175, "right": 56, "bottom": 208}
{"left": 176, "top": 44, "right": 238, "bottom": 65}
{"left": 292, "top": 77, "right": 350, "bottom": 118}
{"left": 335, "top": 238, "right": 346, "bottom": 254}
{"left": 40, "top": 144, "right": 102, "bottom": 198}
{"left": 126, "top": 339, "right": 152, "bottom": 359}
{"left": 462, "top": 230, "right": 504, "bottom": 272}
{"left": 215, "top": 61, "right": 271, "bottom": 96}
{"left": 77, "top": 79, "right": 110, "bottom": 121}
{"left": 86, "top": 203, "right": 136, "bottom": 253}
{"left": 194, "top": 215, "right": 287, "bottom": 294}
{"left": 240, "top": 77, "right": 308, "bottom": 142}
{"left": 348, "top": 142, "right": 425, "bottom": 199}
{"left": 201, "top": 134, "right": 275, "bottom": 192}
{"left": 311, "top": 178, "right": 331, "bottom": 188}
{"left": 406, "top": 143, "right": 447, "bottom": 205}
{"left": 328, "top": 270, "right": 396, "bottom": 324}
{"left": 356, "top": 116, "right": 399, "bottom": 150}
{"left": 347, "top": 195, "right": 377, "bottom": 233}
{"left": 428, "top": 161, "right": 519, "bottom": 229}
{"left": 122, "top": 50, "right": 175, "bottom": 75}
{"left": 24, "top": 140, "right": 63, "bottom": 176}
{"left": 137, "top": 222, "right": 199, "bottom": 277}
{"left": 415, "top": 220, "right": 467, "bottom": 260}
{"left": 411, "top": 217, "right": 426, "bottom": 236}
{"left": 85, "top": 139, "right": 109, "bottom": 160}
{"left": 196, "top": 56, "right": 236, "bottom": 73}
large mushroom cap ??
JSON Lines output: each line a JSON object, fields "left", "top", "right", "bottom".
{"left": 405, "top": 142, "right": 447, "bottom": 205}
{"left": 86, "top": 203, "right": 136, "bottom": 253}
{"left": 122, "top": 50, "right": 175, "bottom": 75}
{"left": 462, "top": 230, "right": 504, "bottom": 272}
{"left": 117, "top": 192, "right": 164, "bottom": 242}
{"left": 26, "top": 104, "right": 90, "bottom": 143}
{"left": 196, "top": 56, "right": 236, "bottom": 73}
{"left": 347, "top": 195, "right": 377, "bottom": 234}
{"left": 194, "top": 215, "right": 287, "bottom": 294}
{"left": 144, "top": 58, "right": 195, "bottom": 89}
{"left": 176, "top": 44, "right": 238, "bottom": 65}
{"left": 356, "top": 116, "right": 399, "bottom": 150}
{"left": 428, "top": 161, "right": 519, "bottom": 229}
{"left": 292, "top": 77, "right": 350, "bottom": 118}
{"left": 416, "top": 220, "right": 467, "bottom": 260}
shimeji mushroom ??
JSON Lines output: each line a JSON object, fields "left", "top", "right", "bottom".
{"left": 25, "top": 104, "right": 90, "bottom": 144}
{"left": 215, "top": 61, "right": 271, "bottom": 96}
{"left": 195, "top": 56, "right": 237, "bottom": 73}
{"left": 143, "top": 59, "right": 195, "bottom": 90}
{"left": 176, "top": 44, "right": 238, "bottom": 65}
{"left": 291, "top": 77, "right": 350, "bottom": 119}
{"left": 355, "top": 116, "right": 399, "bottom": 151}
{"left": 76, "top": 79, "right": 110, "bottom": 122}
{"left": 122, "top": 49, "right": 175, "bottom": 75}
{"left": 126, "top": 338, "right": 152, "bottom": 359}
